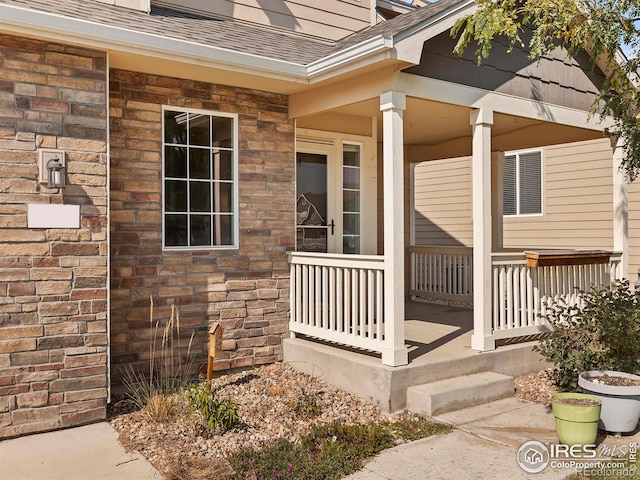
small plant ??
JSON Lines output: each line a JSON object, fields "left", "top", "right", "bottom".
{"left": 266, "top": 385, "right": 287, "bottom": 396}
{"left": 535, "top": 280, "right": 640, "bottom": 391}
{"left": 144, "top": 391, "right": 177, "bottom": 422}
{"left": 383, "top": 414, "right": 452, "bottom": 441}
{"left": 188, "top": 381, "right": 239, "bottom": 433}
{"left": 121, "top": 297, "right": 196, "bottom": 421}
{"left": 288, "top": 390, "right": 323, "bottom": 419}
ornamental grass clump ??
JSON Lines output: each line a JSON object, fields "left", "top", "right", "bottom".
{"left": 122, "top": 297, "right": 196, "bottom": 421}
{"left": 535, "top": 280, "right": 640, "bottom": 391}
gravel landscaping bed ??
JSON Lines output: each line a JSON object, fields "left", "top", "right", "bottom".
{"left": 109, "top": 363, "right": 559, "bottom": 478}
{"left": 514, "top": 368, "right": 559, "bottom": 406}
{"left": 109, "top": 362, "right": 419, "bottom": 477}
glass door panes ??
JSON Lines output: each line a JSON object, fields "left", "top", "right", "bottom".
{"left": 342, "top": 144, "right": 360, "bottom": 254}
{"left": 296, "top": 152, "right": 328, "bottom": 252}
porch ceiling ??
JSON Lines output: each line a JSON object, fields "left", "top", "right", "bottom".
{"left": 323, "top": 96, "right": 605, "bottom": 161}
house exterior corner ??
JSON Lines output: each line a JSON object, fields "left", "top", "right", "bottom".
{"left": 0, "top": 33, "right": 108, "bottom": 438}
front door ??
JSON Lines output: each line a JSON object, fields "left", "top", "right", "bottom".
{"left": 296, "top": 141, "right": 337, "bottom": 253}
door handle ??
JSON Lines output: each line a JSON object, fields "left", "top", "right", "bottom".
{"left": 329, "top": 219, "right": 335, "bottom": 235}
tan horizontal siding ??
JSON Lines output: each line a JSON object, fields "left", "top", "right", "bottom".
{"left": 627, "top": 181, "right": 640, "bottom": 281}
{"left": 414, "top": 157, "right": 472, "bottom": 246}
{"left": 154, "top": 0, "right": 370, "bottom": 40}
{"left": 413, "top": 139, "right": 615, "bottom": 252}
{"left": 504, "top": 140, "right": 613, "bottom": 248}
{"left": 504, "top": 138, "right": 613, "bottom": 249}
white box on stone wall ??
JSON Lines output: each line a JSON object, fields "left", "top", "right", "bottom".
{"left": 28, "top": 204, "right": 80, "bottom": 228}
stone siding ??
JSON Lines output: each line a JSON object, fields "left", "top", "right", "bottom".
{"left": 109, "top": 70, "right": 294, "bottom": 382}
{"left": 0, "top": 34, "right": 108, "bottom": 438}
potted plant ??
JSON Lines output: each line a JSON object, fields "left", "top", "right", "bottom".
{"left": 551, "top": 392, "right": 602, "bottom": 447}
{"left": 534, "top": 281, "right": 640, "bottom": 434}
{"left": 578, "top": 370, "right": 640, "bottom": 434}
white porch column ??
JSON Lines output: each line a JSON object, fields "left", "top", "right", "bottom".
{"left": 470, "top": 108, "right": 495, "bottom": 352}
{"left": 380, "top": 91, "right": 409, "bottom": 366}
{"left": 613, "top": 139, "right": 629, "bottom": 279}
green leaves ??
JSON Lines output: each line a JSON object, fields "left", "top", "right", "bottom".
{"left": 534, "top": 280, "right": 640, "bottom": 391}
{"left": 187, "top": 382, "right": 240, "bottom": 433}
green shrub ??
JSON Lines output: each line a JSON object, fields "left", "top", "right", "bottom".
{"left": 187, "top": 381, "right": 239, "bottom": 433}
{"left": 535, "top": 280, "right": 640, "bottom": 391}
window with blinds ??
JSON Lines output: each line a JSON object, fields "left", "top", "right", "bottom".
{"left": 503, "top": 151, "right": 542, "bottom": 216}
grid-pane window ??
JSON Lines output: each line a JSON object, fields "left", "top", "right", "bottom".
{"left": 163, "top": 108, "right": 237, "bottom": 249}
{"left": 503, "top": 151, "right": 542, "bottom": 216}
{"left": 343, "top": 144, "right": 361, "bottom": 254}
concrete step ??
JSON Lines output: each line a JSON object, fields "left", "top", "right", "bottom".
{"left": 406, "top": 371, "right": 514, "bottom": 417}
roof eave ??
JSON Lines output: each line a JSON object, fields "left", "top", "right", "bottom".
{"left": 0, "top": 2, "right": 477, "bottom": 89}
{"left": 306, "top": 35, "right": 396, "bottom": 82}
{"left": 0, "top": 3, "right": 310, "bottom": 83}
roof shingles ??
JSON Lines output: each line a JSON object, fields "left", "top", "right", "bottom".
{"left": 0, "top": 0, "right": 464, "bottom": 65}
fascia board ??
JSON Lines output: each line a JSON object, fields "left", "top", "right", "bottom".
{"left": 0, "top": 3, "right": 309, "bottom": 82}
{"left": 306, "top": 36, "right": 395, "bottom": 80}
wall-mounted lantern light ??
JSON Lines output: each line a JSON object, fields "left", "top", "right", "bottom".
{"left": 38, "top": 149, "right": 66, "bottom": 190}
{"left": 46, "top": 158, "right": 66, "bottom": 189}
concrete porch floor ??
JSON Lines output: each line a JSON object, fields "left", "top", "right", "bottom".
{"left": 404, "top": 300, "right": 474, "bottom": 363}
{"left": 283, "top": 300, "right": 548, "bottom": 413}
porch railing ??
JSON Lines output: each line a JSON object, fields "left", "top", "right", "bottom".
{"left": 409, "top": 246, "right": 473, "bottom": 303}
{"left": 411, "top": 245, "right": 623, "bottom": 342}
{"left": 288, "top": 252, "right": 387, "bottom": 353}
{"left": 490, "top": 251, "right": 623, "bottom": 339}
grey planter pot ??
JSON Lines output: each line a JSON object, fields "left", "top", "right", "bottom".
{"left": 578, "top": 370, "right": 640, "bottom": 434}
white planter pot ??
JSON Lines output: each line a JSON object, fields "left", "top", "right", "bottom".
{"left": 578, "top": 370, "right": 640, "bottom": 434}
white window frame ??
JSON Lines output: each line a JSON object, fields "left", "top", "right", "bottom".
{"left": 503, "top": 148, "right": 543, "bottom": 218}
{"left": 342, "top": 140, "right": 363, "bottom": 255}
{"left": 161, "top": 105, "right": 239, "bottom": 251}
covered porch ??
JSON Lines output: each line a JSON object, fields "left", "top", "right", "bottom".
{"left": 285, "top": 4, "right": 629, "bottom": 372}
{"left": 286, "top": 75, "right": 628, "bottom": 369}
{"left": 283, "top": 298, "right": 544, "bottom": 413}
{"left": 289, "top": 88, "right": 628, "bottom": 361}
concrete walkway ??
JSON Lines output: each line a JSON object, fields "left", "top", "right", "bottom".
{"left": 347, "top": 397, "right": 640, "bottom": 480}
{"left": 0, "top": 422, "right": 160, "bottom": 480}
{"left": 2, "top": 398, "right": 639, "bottom": 480}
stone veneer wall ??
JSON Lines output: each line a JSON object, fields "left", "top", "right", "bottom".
{"left": 0, "top": 34, "right": 109, "bottom": 438}
{"left": 109, "top": 70, "right": 294, "bottom": 382}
